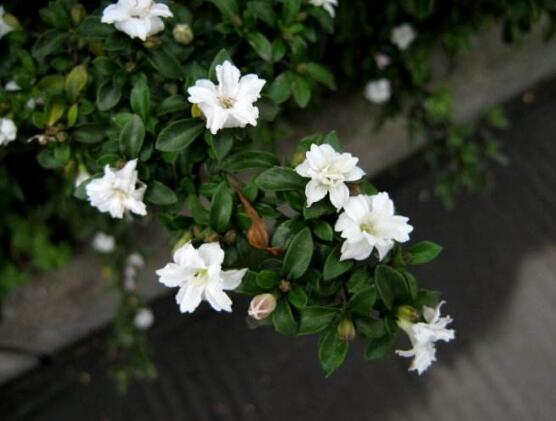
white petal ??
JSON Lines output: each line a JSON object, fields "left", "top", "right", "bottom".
{"left": 221, "top": 268, "right": 247, "bottom": 290}
{"left": 150, "top": 3, "right": 174, "bottom": 18}
{"left": 343, "top": 195, "right": 369, "bottom": 222}
{"left": 204, "top": 285, "right": 233, "bottom": 312}
{"left": 340, "top": 238, "right": 373, "bottom": 261}
{"left": 344, "top": 166, "right": 366, "bottom": 182}
{"left": 177, "top": 285, "right": 204, "bottom": 313}
{"left": 238, "top": 74, "right": 266, "bottom": 102}
{"left": 156, "top": 263, "right": 187, "bottom": 287}
{"left": 198, "top": 242, "right": 225, "bottom": 266}
{"left": 216, "top": 61, "right": 241, "bottom": 97}
{"left": 305, "top": 179, "right": 328, "bottom": 207}
{"left": 329, "top": 183, "right": 349, "bottom": 210}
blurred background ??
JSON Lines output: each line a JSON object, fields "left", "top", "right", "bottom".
{"left": 2, "top": 78, "right": 556, "bottom": 421}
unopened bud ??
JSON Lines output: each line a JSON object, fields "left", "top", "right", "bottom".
{"left": 204, "top": 231, "right": 220, "bottom": 243}
{"left": 3, "top": 13, "right": 20, "bottom": 30}
{"left": 173, "top": 24, "right": 194, "bottom": 45}
{"left": 71, "top": 4, "right": 87, "bottom": 25}
{"left": 143, "top": 36, "right": 162, "bottom": 49}
{"left": 172, "top": 231, "right": 193, "bottom": 253}
{"left": 224, "top": 229, "right": 237, "bottom": 245}
{"left": 291, "top": 151, "right": 306, "bottom": 167}
{"left": 337, "top": 318, "right": 356, "bottom": 341}
{"left": 191, "top": 103, "right": 203, "bottom": 118}
{"left": 248, "top": 293, "right": 277, "bottom": 320}
{"left": 279, "top": 280, "right": 291, "bottom": 293}
{"left": 396, "top": 305, "right": 418, "bottom": 323}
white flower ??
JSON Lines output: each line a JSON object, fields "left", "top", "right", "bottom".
{"left": 187, "top": 60, "right": 266, "bottom": 135}
{"left": 156, "top": 242, "right": 246, "bottom": 313}
{"left": 124, "top": 252, "right": 146, "bottom": 290}
{"left": 309, "top": 0, "right": 338, "bottom": 17}
{"left": 86, "top": 159, "right": 147, "bottom": 219}
{"left": 134, "top": 308, "right": 154, "bottom": 330}
{"left": 0, "top": 6, "right": 14, "bottom": 39}
{"left": 127, "top": 252, "right": 145, "bottom": 269}
{"left": 91, "top": 232, "right": 116, "bottom": 253}
{"left": 101, "top": 0, "right": 173, "bottom": 41}
{"left": 364, "top": 79, "right": 391, "bottom": 104}
{"left": 248, "top": 293, "right": 277, "bottom": 320}
{"left": 391, "top": 24, "right": 416, "bottom": 50}
{"left": 334, "top": 193, "right": 413, "bottom": 261}
{"left": 374, "top": 53, "right": 391, "bottom": 70}
{"left": 295, "top": 144, "right": 365, "bottom": 211}
{"left": 0, "top": 117, "right": 16, "bottom": 146}
{"left": 396, "top": 301, "right": 455, "bottom": 375}
{"left": 4, "top": 80, "right": 20, "bottom": 91}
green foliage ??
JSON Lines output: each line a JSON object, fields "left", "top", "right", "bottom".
{"left": 0, "top": 0, "right": 552, "bottom": 384}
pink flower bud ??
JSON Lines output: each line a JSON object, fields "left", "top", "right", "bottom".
{"left": 248, "top": 293, "right": 277, "bottom": 320}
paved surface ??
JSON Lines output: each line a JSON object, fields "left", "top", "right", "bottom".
{"left": 2, "top": 84, "right": 556, "bottom": 420}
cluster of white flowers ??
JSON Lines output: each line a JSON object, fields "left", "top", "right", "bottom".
{"left": 156, "top": 242, "right": 247, "bottom": 313}
{"left": 0, "top": 117, "right": 16, "bottom": 146}
{"left": 296, "top": 144, "right": 413, "bottom": 261}
{"left": 101, "top": 0, "right": 173, "bottom": 41}
{"left": 187, "top": 61, "right": 266, "bottom": 135}
{"left": 0, "top": 6, "right": 13, "bottom": 39}
{"left": 396, "top": 301, "right": 455, "bottom": 374}
{"left": 309, "top": 0, "right": 338, "bottom": 17}
{"left": 86, "top": 159, "right": 147, "bottom": 219}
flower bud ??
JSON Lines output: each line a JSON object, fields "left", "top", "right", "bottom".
{"left": 71, "top": 4, "right": 87, "bottom": 25}
{"left": 143, "top": 35, "right": 161, "bottom": 49}
{"left": 291, "top": 151, "right": 306, "bottom": 167}
{"left": 173, "top": 24, "right": 194, "bottom": 45}
{"left": 3, "top": 13, "right": 20, "bottom": 30}
{"left": 172, "top": 231, "right": 193, "bottom": 253}
{"left": 224, "top": 229, "right": 237, "bottom": 245}
{"left": 279, "top": 280, "right": 292, "bottom": 293}
{"left": 396, "top": 305, "right": 418, "bottom": 323}
{"left": 248, "top": 293, "right": 277, "bottom": 320}
{"left": 337, "top": 318, "right": 356, "bottom": 341}
{"left": 191, "top": 103, "right": 203, "bottom": 118}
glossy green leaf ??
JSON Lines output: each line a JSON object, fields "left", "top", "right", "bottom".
{"left": 156, "top": 119, "right": 205, "bottom": 152}
{"left": 255, "top": 166, "right": 305, "bottom": 191}
{"left": 283, "top": 227, "right": 313, "bottom": 280}
{"left": 210, "top": 182, "right": 234, "bottom": 232}
{"left": 146, "top": 181, "right": 178, "bottom": 206}
{"left": 119, "top": 114, "right": 145, "bottom": 158}
{"left": 318, "top": 329, "right": 349, "bottom": 377}
{"left": 272, "top": 299, "right": 298, "bottom": 336}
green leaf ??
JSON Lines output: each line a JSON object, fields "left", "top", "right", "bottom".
{"left": 32, "top": 30, "right": 66, "bottom": 60}
{"left": 292, "top": 75, "right": 311, "bottom": 108}
{"left": 96, "top": 79, "right": 122, "bottom": 111}
{"left": 77, "top": 16, "right": 115, "bottom": 39}
{"left": 73, "top": 123, "right": 106, "bottom": 143}
{"left": 186, "top": 194, "right": 209, "bottom": 225}
{"left": 157, "top": 95, "right": 188, "bottom": 116}
{"left": 256, "top": 270, "right": 280, "bottom": 289}
{"left": 130, "top": 74, "right": 151, "bottom": 122}
{"left": 247, "top": 32, "right": 273, "bottom": 62}
{"left": 312, "top": 220, "right": 333, "bottom": 242}
{"left": 156, "top": 119, "right": 205, "bottom": 152}
{"left": 205, "top": 131, "right": 233, "bottom": 161}
{"left": 365, "top": 335, "right": 396, "bottom": 360}
{"left": 221, "top": 151, "right": 279, "bottom": 172}
{"left": 303, "top": 200, "right": 335, "bottom": 219}
{"left": 147, "top": 49, "right": 183, "bottom": 79}
{"left": 283, "top": 227, "right": 313, "bottom": 280}
{"left": 65, "top": 65, "right": 88, "bottom": 103}
{"left": 299, "top": 306, "right": 339, "bottom": 335}
{"left": 374, "top": 265, "right": 409, "bottom": 310}
{"left": 303, "top": 62, "right": 335, "bottom": 89}
{"left": 408, "top": 241, "right": 443, "bottom": 265}
{"left": 210, "top": 182, "right": 234, "bottom": 232}
{"left": 318, "top": 329, "right": 349, "bottom": 377}
{"left": 119, "top": 114, "right": 145, "bottom": 158}
{"left": 347, "top": 268, "right": 371, "bottom": 294}
{"left": 267, "top": 72, "right": 292, "bottom": 104}
{"left": 207, "top": 0, "right": 239, "bottom": 21}
{"left": 282, "top": 0, "right": 301, "bottom": 25}
{"left": 146, "top": 181, "right": 178, "bottom": 206}
{"left": 255, "top": 166, "right": 305, "bottom": 191}
{"left": 272, "top": 299, "right": 298, "bottom": 336}
{"left": 349, "top": 286, "right": 377, "bottom": 316}
{"left": 323, "top": 246, "right": 353, "bottom": 281}
{"left": 288, "top": 287, "right": 308, "bottom": 309}
{"left": 356, "top": 318, "right": 385, "bottom": 339}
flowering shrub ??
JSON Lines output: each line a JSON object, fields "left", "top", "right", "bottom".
{"left": 0, "top": 0, "right": 553, "bottom": 386}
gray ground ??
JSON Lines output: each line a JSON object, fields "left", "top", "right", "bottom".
{"left": 2, "top": 83, "right": 556, "bottom": 421}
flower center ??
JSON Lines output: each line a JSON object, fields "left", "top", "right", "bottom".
{"left": 218, "top": 96, "right": 236, "bottom": 109}
{"left": 360, "top": 218, "right": 375, "bottom": 235}
{"left": 320, "top": 165, "right": 343, "bottom": 186}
